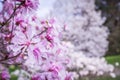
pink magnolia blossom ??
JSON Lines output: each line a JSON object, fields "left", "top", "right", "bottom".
{"left": 0, "top": 0, "right": 72, "bottom": 79}
{"left": 0, "top": 70, "right": 10, "bottom": 80}
{"left": 7, "top": 15, "right": 72, "bottom": 79}
{"left": 13, "top": 0, "right": 39, "bottom": 12}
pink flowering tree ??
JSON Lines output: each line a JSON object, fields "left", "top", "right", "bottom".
{"left": 0, "top": 0, "right": 72, "bottom": 80}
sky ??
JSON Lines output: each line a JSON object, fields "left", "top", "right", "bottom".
{"left": 37, "top": 0, "right": 55, "bottom": 17}
{"left": 0, "top": 1, "right": 2, "bottom": 12}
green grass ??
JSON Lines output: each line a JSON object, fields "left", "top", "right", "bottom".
{"left": 105, "top": 55, "right": 120, "bottom": 65}
{"left": 95, "top": 76, "right": 120, "bottom": 80}
{"left": 80, "top": 76, "right": 120, "bottom": 80}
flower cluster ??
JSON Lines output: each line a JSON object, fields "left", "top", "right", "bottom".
{"left": 63, "top": 41, "right": 116, "bottom": 79}
{"left": 7, "top": 16, "right": 72, "bottom": 79}
{"left": 0, "top": 0, "right": 72, "bottom": 79}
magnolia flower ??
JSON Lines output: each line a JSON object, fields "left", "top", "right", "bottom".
{"left": 14, "top": 0, "right": 39, "bottom": 12}
{"left": 0, "top": 70, "right": 10, "bottom": 80}
{"left": 7, "top": 20, "right": 41, "bottom": 65}
{"left": 20, "top": 0, "right": 39, "bottom": 11}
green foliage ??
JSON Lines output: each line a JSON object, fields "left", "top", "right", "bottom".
{"left": 10, "top": 75, "right": 18, "bottom": 80}
{"left": 9, "top": 65, "right": 19, "bottom": 80}
{"left": 9, "top": 65, "right": 20, "bottom": 73}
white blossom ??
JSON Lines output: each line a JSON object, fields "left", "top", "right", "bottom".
{"left": 51, "top": 0, "right": 109, "bottom": 57}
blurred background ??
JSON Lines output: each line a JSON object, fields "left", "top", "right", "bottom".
{"left": 39, "top": 0, "right": 120, "bottom": 57}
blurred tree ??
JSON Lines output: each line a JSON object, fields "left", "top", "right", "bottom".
{"left": 51, "top": 0, "right": 109, "bottom": 57}
{"left": 96, "top": 0, "right": 120, "bottom": 56}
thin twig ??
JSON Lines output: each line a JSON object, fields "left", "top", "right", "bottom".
{"left": 33, "top": 27, "right": 48, "bottom": 38}
{"left": 0, "top": 52, "right": 21, "bottom": 62}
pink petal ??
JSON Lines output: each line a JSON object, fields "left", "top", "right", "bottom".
{"left": 33, "top": 48, "right": 40, "bottom": 62}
